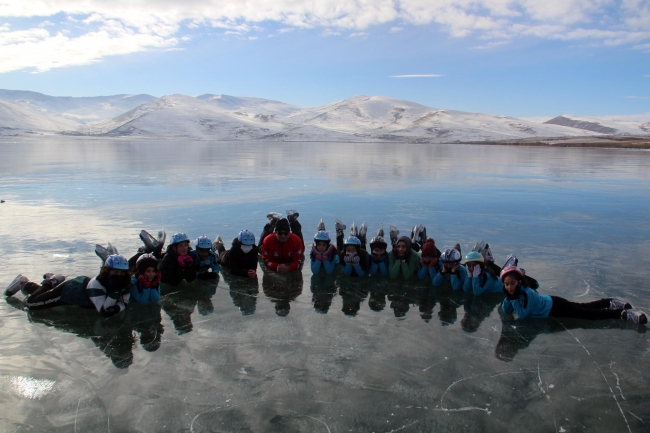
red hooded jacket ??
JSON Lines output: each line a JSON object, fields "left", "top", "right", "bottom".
{"left": 261, "top": 233, "right": 304, "bottom": 271}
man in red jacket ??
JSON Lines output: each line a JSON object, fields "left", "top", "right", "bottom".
{"left": 262, "top": 218, "right": 304, "bottom": 274}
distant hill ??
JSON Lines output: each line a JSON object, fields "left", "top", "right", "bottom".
{"left": 0, "top": 89, "right": 156, "bottom": 121}
{"left": 544, "top": 114, "right": 650, "bottom": 135}
{"left": 0, "top": 98, "right": 83, "bottom": 136}
{"left": 1, "top": 88, "right": 649, "bottom": 142}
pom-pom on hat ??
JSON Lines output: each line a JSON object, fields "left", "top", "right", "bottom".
{"left": 421, "top": 238, "right": 438, "bottom": 258}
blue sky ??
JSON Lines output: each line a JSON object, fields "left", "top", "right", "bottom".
{"left": 0, "top": 0, "right": 648, "bottom": 117}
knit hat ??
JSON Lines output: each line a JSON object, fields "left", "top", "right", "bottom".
{"left": 275, "top": 218, "right": 291, "bottom": 233}
{"left": 421, "top": 238, "right": 438, "bottom": 258}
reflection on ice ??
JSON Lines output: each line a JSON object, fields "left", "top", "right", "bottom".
{"left": 0, "top": 375, "right": 56, "bottom": 400}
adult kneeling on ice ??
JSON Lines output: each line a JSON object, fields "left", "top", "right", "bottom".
{"left": 261, "top": 218, "right": 304, "bottom": 274}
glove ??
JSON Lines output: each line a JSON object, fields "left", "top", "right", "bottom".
{"left": 178, "top": 255, "right": 193, "bottom": 267}
{"left": 197, "top": 271, "right": 218, "bottom": 280}
{"left": 150, "top": 272, "right": 161, "bottom": 287}
{"left": 344, "top": 253, "right": 358, "bottom": 264}
{"left": 138, "top": 274, "right": 151, "bottom": 288}
{"left": 471, "top": 266, "right": 481, "bottom": 277}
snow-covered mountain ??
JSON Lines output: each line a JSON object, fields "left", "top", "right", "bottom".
{"left": 196, "top": 94, "right": 301, "bottom": 116}
{"left": 0, "top": 98, "right": 83, "bottom": 136}
{"left": 285, "top": 95, "right": 599, "bottom": 142}
{"left": 0, "top": 89, "right": 156, "bottom": 121}
{"left": 69, "top": 94, "right": 356, "bottom": 141}
{"left": 544, "top": 114, "right": 650, "bottom": 135}
{"left": 1, "top": 89, "right": 648, "bottom": 142}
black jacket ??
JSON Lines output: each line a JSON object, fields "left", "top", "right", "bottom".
{"left": 220, "top": 238, "right": 259, "bottom": 278}
{"left": 158, "top": 245, "right": 198, "bottom": 286}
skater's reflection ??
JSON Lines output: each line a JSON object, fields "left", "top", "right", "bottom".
{"left": 495, "top": 313, "right": 646, "bottom": 362}
{"left": 460, "top": 293, "right": 502, "bottom": 333}
{"left": 159, "top": 277, "right": 218, "bottom": 334}
{"left": 262, "top": 272, "right": 303, "bottom": 316}
{"left": 368, "top": 280, "right": 388, "bottom": 312}
{"left": 7, "top": 298, "right": 163, "bottom": 369}
{"left": 386, "top": 282, "right": 418, "bottom": 318}
{"left": 337, "top": 278, "right": 368, "bottom": 317}
{"left": 310, "top": 274, "right": 337, "bottom": 314}
{"left": 222, "top": 270, "right": 259, "bottom": 316}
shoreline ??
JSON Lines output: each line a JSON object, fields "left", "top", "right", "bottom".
{"left": 2, "top": 133, "right": 649, "bottom": 149}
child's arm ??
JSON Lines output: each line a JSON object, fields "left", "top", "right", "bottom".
{"left": 501, "top": 298, "right": 514, "bottom": 314}
{"left": 310, "top": 255, "right": 322, "bottom": 274}
{"left": 130, "top": 277, "right": 149, "bottom": 305}
{"left": 400, "top": 253, "right": 419, "bottom": 279}
{"left": 417, "top": 263, "right": 429, "bottom": 280}
{"left": 388, "top": 254, "right": 401, "bottom": 279}
{"left": 322, "top": 254, "right": 339, "bottom": 274}
{"left": 450, "top": 265, "right": 467, "bottom": 291}
{"left": 463, "top": 273, "right": 473, "bottom": 293}
{"left": 432, "top": 270, "right": 445, "bottom": 286}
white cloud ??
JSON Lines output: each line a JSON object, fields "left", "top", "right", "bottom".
{"left": 0, "top": 0, "right": 648, "bottom": 73}
{"left": 390, "top": 74, "right": 443, "bottom": 78}
{"left": 349, "top": 32, "right": 368, "bottom": 37}
{"left": 470, "top": 40, "right": 510, "bottom": 49}
{"left": 0, "top": 21, "right": 177, "bottom": 73}
{"left": 322, "top": 28, "right": 341, "bottom": 37}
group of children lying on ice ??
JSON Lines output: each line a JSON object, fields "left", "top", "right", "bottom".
{"left": 4, "top": 210, "right": 647, "bottom": 325}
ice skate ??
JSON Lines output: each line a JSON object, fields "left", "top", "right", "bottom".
{"left": 139, "top": 230, "right": 159, "bottom": 253}
{"left": 286, "top": 209, "right": 299, "bottom": 223}
{"left": 335, "top": 219, "right": 346, "bottom": 238}
{"left": 4, "top": 274, "right": 28, "bottom": 297}
{"left": 212, "top": 235, "right": 224, "bottom": 253}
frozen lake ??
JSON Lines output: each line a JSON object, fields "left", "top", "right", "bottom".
{"left": 1, "top": 139, "right": 649, "bottom": 432}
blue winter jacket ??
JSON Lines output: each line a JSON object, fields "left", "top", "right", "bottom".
{"left": 501, "top": 286, "right": 553, "bottom": 319}
{"left": 432, "top": 264, "right": 467, "bottom": 290}
{"left": 190, "top": 249, "right": 220, "bottom": 276}
{"left": 310, "top": 247, "right": 340, "bottom": 275}
{"left": 417, "top": 261, "right": 442, "bottom": 281}
{"left": 130, "top": 275, "right": 161, "bottom": 305}
{"left": 342, "top": 250, "right": 370, "bottom": 277}
{"left": 369, "top": 254, "right": 389, "bottom": 276}
{"left": 464, "top": 270, "right": 503, "bottom": 295}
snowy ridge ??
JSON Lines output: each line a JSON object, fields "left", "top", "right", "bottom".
{"left": 0, "top": 98, "right": 83, "bottom": 136}
{"left": 1, "top": 89, "right": 649, "bottom": 142}
{"left": 0, "top": 90, "right": 156, "bottom": 122}
{"left": 544, "top": 114, "right": 650, "bottom": 135}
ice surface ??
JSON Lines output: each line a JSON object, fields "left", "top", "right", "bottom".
{"left": 0, "top": 139, "right": 649, "bottom": 432}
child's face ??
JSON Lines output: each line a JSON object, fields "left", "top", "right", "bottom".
{"left": 144, "top": 267, "right": 157, "bottom": 281}
{"left": 197, "top": 249, "right": 209, "bottom": 259}
{"left": 443, "top": 262, "right": 457, "bottom": 271}
{"left": 395, "top": 241, "right": 408, "bottom": 257}
{"left": 465, "top": 262, "right": 479, "bottom": 273}
{"left": 109, "top": 269, "right": 126, "bottom": 276}
{"left": 315, "top": 241, "right": 329, "bottom": 253}
{"left": 175, "top": 241, "right": 189, "bottom": 256}
{"left": 345, "top": 246, "right": 357, "bottom": 255}
{"left": 372, "top": 246, "right": 386, "bottom": 256}
{"left": 503, "top": 275, "right": 520, "bottom": 295}
{"left": 421, "top": 255, "right": 435, "bottom": 265}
